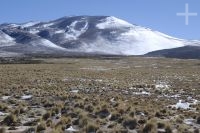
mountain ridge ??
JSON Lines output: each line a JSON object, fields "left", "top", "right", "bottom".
{"left": 0, "top": 16, "right": 200, "bottom": 58}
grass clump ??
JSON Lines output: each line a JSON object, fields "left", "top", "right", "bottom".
{"left": 2, "top": 114, "right": 17, "bottom": 126}
{"left": 122, "top": 118, "right": 138, "bottom": 130}
{"left": 36, "top": 122, "right": 46, "bottom": 132}
{"left": 197, "top": 116, "right": 200, "bottom": 124}
{"left": 194, "top": 129, "right": 199, "bottom": 133}
{"left": 0, "top": 128, "right": 5, "bottom": 133}
{"left": 79, "top": 116, "right": 88, "bottom": 128}
{"left": 122, "top": 118, "right": 137, "bottom": 130}
{"left": 165, "top": 124, "right": 173, "bottom": 133}
{"left": 109, "top": 112, "right": 121, "bottom": 121}
{"left": 143, "top": 119, "right": 157, "bottom": 133}
{"left": 42, "top": 111, "right": 51, "bottom": 120}
{"left": 86, "top": 123, "right": 99, "bottom": 133}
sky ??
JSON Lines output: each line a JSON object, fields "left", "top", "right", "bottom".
{"left": 0, "top": 0, "right": 199, "bottom": 40}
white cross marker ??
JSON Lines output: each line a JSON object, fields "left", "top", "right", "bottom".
{"left": 176, "top": 3, "right": 198, "bottom": 25}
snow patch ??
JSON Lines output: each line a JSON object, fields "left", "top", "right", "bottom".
{"left": 55, "top": 30, "right": 65, "bottom": 34}
{"left": 170, "top": 98, "right": 199, "bottom": 110}
{"left": 28, "top": 29, "right": 40, "bottom": 34}
{"left": 21, "top": 95, "right": 32, "bottom": 100}
{"left": 65, "top": 20, "right": 88, "bottom": 40}
{"left": 184, "top": 119, "right": 195, "bottom": 125}
{"left": 0, "top": 111, "right": 9, "bottom": 116}
{"left": 175, "top": 100, "right": 190, "bottom": 109}
{"left": 9, "top": 24, "right": 20, "bottom": 27}
{"left": 133, "top": 91, "right": 151, "bottom": 96}
{"left": 0, "top": 31, "right": 15, "bottom": 47}
{"left": 170, "top": 94, "right": 181, "bottom": 98}
{"left": 96, "top": 16, "right": 133, "bottom": 29}
{"left": 70, "top": 90, "right": 79, "bottom": 93}
{"left": 184, "top": 118, "right": 200, "bottom": 128}
{"left": 155, "top": 83, "right": 169, "bottom": 89}
{"left": 41, "top": 40, "right": 65, "bottom": 49}
{"left": 65, "top": 126, "right": 79, "bottom": 132}
{"left": 110, "top": 98, "right": 115, "bottom": 103}
{"left": 80, "top": 66, "right": 110, "bottom": 71}
{"left": 32, "top": 39, "right": 66, "bottom": 50}
{"left": 21, "top": 21, "right": 40, "bottom": 28}
{"left": 2, "top": 96, "right": 11, "bottom": 100}
{"left": 42, "top": 22, "right": 55, "bottom": 28}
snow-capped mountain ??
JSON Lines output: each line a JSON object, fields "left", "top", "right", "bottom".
{"left": 0, "top": 16, "right": 199, "bottom": 58}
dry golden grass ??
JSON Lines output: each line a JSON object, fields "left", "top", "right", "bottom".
{"left": 0, "top": 57, "right": 199, "bottom": 132}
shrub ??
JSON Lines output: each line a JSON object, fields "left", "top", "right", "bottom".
{"left": 129, "top": 111, "right": 135, "bottom": 118}
{"left": 0, "top": 103, "right": 8, "bottom": 111}
{"left": 8, "top": 127, "right": 17, "bottom": 130}
{"left": 96, "top": 130, "right": 104, "bottom": 133}
{"left": 0, "top": 128, "right": 5, "bottom": 133}
{"left": 109, "top": 112, "right": 121, "bottom": 121}
{"left": 14, "top": 109, "right": 20, "bottom": 116}
{"left": 85, "top": 104, "right": 94, "bottom": 112}
{"left": 23, "top": 120, "right": 38, "bottom": 126}
{"left": 138, "top": 119, "right": 147, "bottom": 125}
{"left": 26, "top": 127, "right": 36, "bottom": 133}
{"left": 37, "top": 122, "right": 46, "bottom": 132}
{"left": 143, "top": 121, "right": 157, "bottom": 133}
{"left": 2, "top": 114, "right": 17, "bottom": 126}
{"left": 177, "top": 125, "right": 189, "bottom": 133}
{"left": 79, "top": 117, "right": 88, "bottom": 128}
{"left": 59, "top": 116, "right": 71, "bottom": 125}
{"left": 54, "top": 107, "right": 61, "bottom": 114}
{"left": 86, "top": 123, "right": 98, "bottom": 133}
{"left": 123, "top": 118, "right": 137, "bottom": 130}
{"left": 155, "top": 112, "right": 162, "bottom": 118}
{"left": 194, "top": 129, "right": 199, "bottom": 133}
{"left": 72, "top": 118, "right": 79, "bottom": 125}
{"left": 197, "top": 116, "right": 200, "bottom": 124}
{"left": 175, "top": 116, "right": 183, "bottom": 124}
{"left": 46, "top": 119, "right": 53, "bottom": 127}
{"left": 42, "top": 111, "right": 51, "bottom": 120}
{"left": 118, "top": 108, "right": 125, "bottom": 115}
{"left": 160, "top": 109, "right": 167, "bottom": 114}
{"left": 157, "top": 122, "right": 165, "bottom": 129}
{"left": 96, "top": 108, "right": 110, "bottom": 119}
{"left": 50, "top": 129, "right": 63, "bottom": 133}
{"left": 165, "top": 125, "right": 173, "bottom": 133}
{"left": 56, "top": 116, "right": 71, "bottom": 129}
{"left": 19, "top": 107, "right": 26, "bottom": 114}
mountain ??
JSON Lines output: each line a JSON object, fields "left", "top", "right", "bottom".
{"left": 0, "top": 16, "right": 200, "bottom": 58}
{"left": 146, "top": 46, "right": 200, "bottom": 59}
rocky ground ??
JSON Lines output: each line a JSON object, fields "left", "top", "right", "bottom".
{"left": 0, "top": 57, "right": 199, "bottom": 133}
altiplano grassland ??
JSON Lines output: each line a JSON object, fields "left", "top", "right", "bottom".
{"left": 0, "top": 57, "right": 200, "bottom": 133}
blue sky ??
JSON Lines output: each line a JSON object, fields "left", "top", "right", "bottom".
{"left": 0, "top": 0, "right": 199, "bottom": 40}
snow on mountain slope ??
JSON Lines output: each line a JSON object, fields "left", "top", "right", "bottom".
{"left": 30, "top": 39, "right": 66, "bottom": 50}
{"left": 93, "top": 16, "right": 187, "bottom": 55}
{"left": 42, "top": 22, "right": 55, "bottom": 28}
{"left": 96, "top": 16, "right": 133, "bottom": 29}
{"left": 0, "top": 31, "right": 16, "bottom": 47}
{"left": 21, "top": 21, "right": 40, "bottom": 28}
{"left": 114, "top": 27, "right": 185, "bottom": 55}
{"left": 65, "top": 20, "right": 89, "bottom": 40}
{"left": 0, "top": 16, "right": 199, "bottom": 57}
{"left": 3, "top": 21, "right": 40, "bottom": 29}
